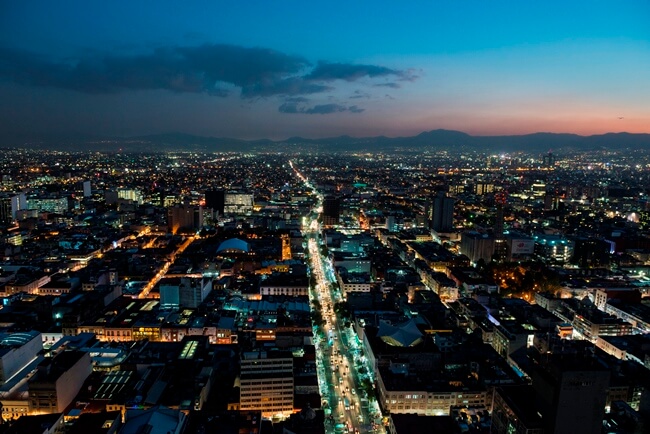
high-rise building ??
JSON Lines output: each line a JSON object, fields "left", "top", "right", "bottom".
{"left": 224, "top": 192, "right": 254, "bottom": 215}
{"left": 492, "top": 386, "right": 544, "bottom": 434}
{"left": 493, "top": 191, "right": 508, "bottom": 262}
{"left": 239, "top": 351, "right": 294, "bottom": 418}
{"left": 27, "top": 196, "right": 69, "bottom": 214}
{"left": 322, "top": 195, "right": 340, "bottom": 227}
{"left": 429, "top": 191, "right": 454, "bottom": 232}
{"left": 0, "top": 196, "right": 11, "bottom": 225}
{"left": 168, "top": 205, "right": 204, "bottom": 233}
{"left": 160, "top": 277, "right": 212, "bottom": 310}
{"left": 460, "top": 232, "right": 495, "bottom": 264}
{"left": 82, "top": 180, "right": 92, "bottom": 198}
{"left": 205, "top": 190, "right": 225, "bottom": 216}
{"left": 543, "top": 151, "right": 555, "bottom": 167}
{"left": 532, "top": 355, "right": 610, "bottom": 434}
{"left": 117, "top": 188, "right": 143, "bottom": 205}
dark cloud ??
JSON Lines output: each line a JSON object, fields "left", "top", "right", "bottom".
{"left": 278, "top": 101, "right": 302, "bottom": 113}
{"left": 349, "top": 90, "right": 370, "bottom": 99}
{"left": 0, "top": 44, "right": 311, "bottom": 97}
{"left": 278, "top": 100, "right": 364, "bottom": 115}
{"left": 305, "top": 103, "right": 348, "bottom": 114}
{"left": 305, "top": 61, "right": 407, "bottom": 82}
{"left": 374, "top": 82, "right": 401, "bottom": 89}
{"left": 284, "top": 96, "right": 310, "bottom": 103}
{"left": 0, "top": 44, "right": 415, "bottom": 100}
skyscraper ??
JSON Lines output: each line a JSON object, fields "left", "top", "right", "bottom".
{"left": 429, "top": 191, "right": 454, "bottom": 232}
{"left": 493, "top": 191, "right": 508, "bottom": 261}
{"left": 322, "top": 195, "right": 340, "bottom": 227}
{"left": 82, "top": 180, "right": 92, "bottom": 198}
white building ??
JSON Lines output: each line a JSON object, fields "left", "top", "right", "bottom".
{"left": 239, "top": 351, "right": 294, "bottom": 418}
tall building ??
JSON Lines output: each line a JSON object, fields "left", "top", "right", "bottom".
{"left": 322, "top": 195, "right": 340, "bottom": 227}
{"left": 532, "top": 355, "right": 610, "bottom": 434}
{"left": 224, "top": 192, "right": 254, "bottom": 215}
{"left": 429, "top": 191, "right": 454, "bottom": 232}
{"left": 492, "top": 386, "right": 544, "bottom": 434}
{"left": 117, "top": 188, "right": 143, "bottom": 205}
{"left": 26, "top": 196, "right": 69, "bottom": 214}
{"left": 493, "top": 191, "right": 508, "bottom": 262}
{"left": 460, "top": 232, "right": 495, "bottom": 264}
{"left": 28, "top": 351, "right": 93, "bottom": 413}
{"left": 160, "top": 277, "right": 212, "bottom": 310}
{"left": 82, "top": 180, "right": 92, "bottom": 198}
{"left": 168, "top": 205, "right": 204, "bottom": 233}
{"left": 0, "top": 196, "right": 11, "bottom": 225}
{"left": 0, "top": 331, "right": 43, "bottom": 385}
{"left": 543, "top": 151, "right": 555, "bottom": 167}
{"left": 239, "top": 351, "right": 294, "bottom": 418}
{"left": 205, "top": 190, "right": 225, "bottom": 216}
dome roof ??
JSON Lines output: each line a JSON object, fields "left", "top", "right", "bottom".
{"left": 217, "top": 238, "right": 250, "bottom": 253}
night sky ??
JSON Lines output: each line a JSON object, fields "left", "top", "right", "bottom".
{"left": 1, "top": 1, "right": 649, "bottom": 141}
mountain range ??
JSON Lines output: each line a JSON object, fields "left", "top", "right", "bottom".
{"left": 4, "top": 130, "right": 650, "bottom": 153}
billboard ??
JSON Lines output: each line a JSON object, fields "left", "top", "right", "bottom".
{"left": 510, "top": 238, "right": 535, "bottom": 255}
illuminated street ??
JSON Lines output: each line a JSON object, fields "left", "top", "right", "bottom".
{"left": 294, "top": 161, "right": 385, "bottom": 434}
{"left": 138, "top": 235, "right": 196, "bottom": 299}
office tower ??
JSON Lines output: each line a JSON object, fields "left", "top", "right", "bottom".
{"left": 532, "top": 355, "right": 610, "bottom": 434}
{"left": 82, "top": 180, "right": 91, "bottom": 198}
{"left": 224, "top": 192, "right": 254, "bottom": 215}
{"left": 117, "top": 188, "right": 143, "bottom": 205}
{"left": 322, "top": 195, "right": 340, "bottom": 226}
{"left": 26, "top": 196, "right": 69, "bottom": 214}
{"left": 239, "top": 351, "right": 294, "bottom": 418}
{"left": 429, "top": 191, "right": 454, "bottom": 232}
{"left": 205, "top": 190, "right": 225, "bottom": 216}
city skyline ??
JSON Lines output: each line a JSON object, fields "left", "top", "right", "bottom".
{"left": 1, "top": 1, "right": 650, "bottom": 143}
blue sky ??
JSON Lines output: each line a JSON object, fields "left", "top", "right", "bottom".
{"left": 1, "top": 1, "right": 649, "bottom": 140}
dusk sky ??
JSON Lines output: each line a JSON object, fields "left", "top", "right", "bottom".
{"left": 1, "top": 1, "right": 649, "bottom": 141}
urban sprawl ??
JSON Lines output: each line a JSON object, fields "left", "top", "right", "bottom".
{"left": 0, "top": 148, "right": 649, "bottom": 433}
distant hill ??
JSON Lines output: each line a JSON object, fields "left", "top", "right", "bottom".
{"left": 2, "top": 129, "right": 650, "bottom": 153}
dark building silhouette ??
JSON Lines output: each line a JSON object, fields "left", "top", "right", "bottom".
{"left": 493, "top": 191, "right": 508, "bottom": 261}
{"left": 571, "top": 237, "right": 612, "bottom": 268}
{"left": 492, "top": 386, "right": 544, "bottom": 434}
{"left": 322, "top": 196, "right": 340, "bottom": 227}
{"left": 205, "top": 190, "right": 225, "bottom": 216}
{"left": 168, "top": 205, "right": 204, "bottom": 233}
{"left": 429, "top": 191, "right": 454, "bottom": 232}
{"left": 543, "top": 151, "right": 555, "bottom": 167}
{"left": 532, "top": 355, "right": 610, "bottom": 434}
{"left": 0, "top": 196, "right": 11, "bottom": 225}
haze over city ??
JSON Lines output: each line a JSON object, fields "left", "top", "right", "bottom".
{"left": 1, "top": 0, "right": 649, "bottom": 143}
